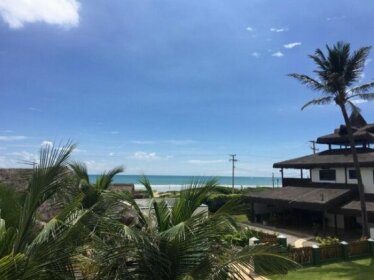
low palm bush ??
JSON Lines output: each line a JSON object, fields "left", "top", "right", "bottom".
{"left": 0, "top": 144, "right": 297, "bottom": 279}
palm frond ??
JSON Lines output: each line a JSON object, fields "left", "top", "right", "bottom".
{"left": 348, "top": 82, "right": 374, "bottom": 94}
{"left": 301, "top": 96, "right": 333, "bottom": 110}
{"left": 139, "top": 176, "right": 172, "bottom": 231}
{"left": 287, "top": 74, "right": 326, "bottom": 92}
{"left": 139, "top": 175, "right": 154, "bottom": 198}
{"left": 350, "top": 93, "right": 374, "bottom": 101}
{"left": 0, "top": 253, "right": 27, "bottom": 279}
{"left": 15, "top": 142, "right": 76, "bottom": 252}
{"left": 101, "top": 190, "right": 148, "bottom": 226}
{"left": 345, "top": 46, "right": 371, "bottom": 84}
{"left": 0, "top": 217, "right": 17, "bottom": 257}
{"left": 69, "top": 161, "right": 90, "bottom": 184}
{"left": 210, "top": 245, "right": 299, "bottom": 280}
{"left": 309, "top": 48, "right": 329, "bottom": 71}
{"left": 171, "top": 178, "right": 217, "bottom": 225}
{"left": 95, "top": 166, "right": 124, "bottom": 190}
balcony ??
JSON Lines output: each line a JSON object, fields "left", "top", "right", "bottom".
{"left": 282, "top": 177, "right": 357, "bottom": 189}
{"left": 282, "top": 178, "right": 311, "bottom": 187}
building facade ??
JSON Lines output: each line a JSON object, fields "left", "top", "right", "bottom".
{"left": 246, "top": 113, "right": 374, "bottom": 235}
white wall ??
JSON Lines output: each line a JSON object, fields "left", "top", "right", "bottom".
{"left": 311, "top": 167, "right": 374, "bottom": 193}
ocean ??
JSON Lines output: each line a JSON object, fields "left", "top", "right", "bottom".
{"left": 89, "top": 175, "right": 280, "bottom": 191}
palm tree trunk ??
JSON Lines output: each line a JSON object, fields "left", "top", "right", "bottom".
{"left": 339, "top": 104, "right": 370, "bottom": 237}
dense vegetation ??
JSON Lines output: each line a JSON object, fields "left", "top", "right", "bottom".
{"left": 0, "top": 144, "right": 296, "bottom": 279}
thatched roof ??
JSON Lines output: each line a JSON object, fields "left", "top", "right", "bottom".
{"left": 317, "top": 113, "right": 374, "bottom": 145}
{"left": 109, "top": 183, "right": 135, "bottom": 193}
{"left": 273, "top": 148, "right": 374, "bottom": 169}
{"left": 245, "top": 186, "right": 354, "bottom": 211}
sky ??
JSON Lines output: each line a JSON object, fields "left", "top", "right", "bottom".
{"left": 1, "top": 0, "right": 374, "bottom": 176}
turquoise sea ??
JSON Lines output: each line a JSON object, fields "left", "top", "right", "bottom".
{"left": 89, "top": 175, "right": 280, "bottom": 191}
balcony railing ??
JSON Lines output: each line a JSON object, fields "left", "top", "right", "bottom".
{"left": 282, "top": 177, "right": 357, "bottom": 189}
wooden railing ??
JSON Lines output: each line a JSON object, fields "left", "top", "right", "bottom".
{"left": 320, "top": 244, "right": 341, "bottom": 261}
{"left": 282, "top": 177, "right": 357, "bottom": 189}
{"left": 260, "top": 233, "right": 278, "bottom": 244}
{"left": 290, "top": 247, "right": 313, "bottom": 265}
{"left": 348, "top": 240, "right": 370, "bottom": 257}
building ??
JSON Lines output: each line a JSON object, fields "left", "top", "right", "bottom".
{"left": 109, "top": 183, "right": 135, "bottom": 194}
{"left": 245, "top": 113, "right": 374, "bottom": 235}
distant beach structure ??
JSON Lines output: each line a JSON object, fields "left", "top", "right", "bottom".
{"left": 109, "top": 183, "right": 135, "bottom": 193}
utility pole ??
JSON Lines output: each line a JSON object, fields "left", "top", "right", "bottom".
{"left": 229, "top": 154, "right": 238, "bottom": 193}
{"left": 309, "top": 140, "right": 319, "bottom": 154}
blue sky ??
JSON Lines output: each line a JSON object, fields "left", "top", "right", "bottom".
{"left": 1, "top": 0, "right": 374, "bottom": 176}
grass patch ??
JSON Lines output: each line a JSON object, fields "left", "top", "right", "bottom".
{"left": 271, "top": 258, "right": 374, "bottom": 280}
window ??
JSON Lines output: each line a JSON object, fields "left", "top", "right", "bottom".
{"left": 348, "top": 169, "right": 357, "bottom": 180}
{"left": 319, "top": 169, "right": 336, "bottom": 181}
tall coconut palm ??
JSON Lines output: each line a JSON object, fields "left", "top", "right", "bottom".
{"left": 90, "top": 177, "right": 297, "bottom": 279}
{"left": 289, "top": 42, "right": 374, "bottom": 237}
{"left": 69, "top": 161, "right": 124, "bottom": 209}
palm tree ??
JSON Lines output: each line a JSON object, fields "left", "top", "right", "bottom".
{"left": 69, "top": 161, "right": 124, "bottom": 208}
{"left": 90, "top": 177, "right": 297, "bottom": 279}
{"left": 0, "top": 142, "right": 91, "bottom": 279}
{"left": 289, "top": 41, "right": 374, "bottom": 237}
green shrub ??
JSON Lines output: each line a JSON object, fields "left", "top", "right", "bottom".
{"left": 316, "top": 236, "right": 340, "bottom": 245}
{"left": 211, "top": 186, "right": 241, "bottom": 194}
{"left": 204, "top": 194, "right": 241, "bottom": 212}
{"left": 222, "top": 229, "right": 261, "bottom": 247}
{"left": 222, "top": 229, "right": 277, "bottom": 247}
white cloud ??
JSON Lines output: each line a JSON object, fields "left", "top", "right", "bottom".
{"left": 251, "top": 52, "right": 260, "bottom": 58}
{"left": 41, "top": 140, "right": 53, "bottom": 147}
{"left": 351, "top": 99, "right": 367, "bottom": 104}
{"left": 271, "top": 51, "right": 284, "bottom": 57}
{"left": 270, "top": 27, "right": 288, "bottom": 32}
{"left": 187, "top": 159, "right": 225, "bottom": 164}
{"left": 129, "top": 151, "right": 172, "bottom": 161}
{"left": 365, "top": 58, "right": 372, "bottom": 66}
{"left": 129, "top": 151, "right": 159, "bottom": 160}
{"left": 0, "top": 135, "right": 27, "bottom": 141}
{"left": 0, "top": 0, "right": 81, "bottom": 29}
{"left": 284, "top": 42, "right": 301, "bottom": 49}
{"left": 110, "top": 131, "right": 119, "bottom": 135}
{"left": 109, "top": 152, "right": 115, "bottom": 156}
{"left": 246, "top": 26, "right": 253, "bottom": 32}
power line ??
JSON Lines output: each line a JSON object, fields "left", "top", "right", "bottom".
{"left": 229, "top": 154, "right": 238, "bottom": 193}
